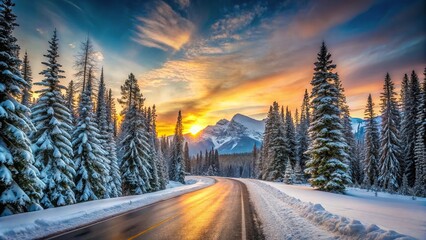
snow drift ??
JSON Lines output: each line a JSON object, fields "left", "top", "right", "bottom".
{"left": 240, "top": 179, "right": 419, "bottom": 240}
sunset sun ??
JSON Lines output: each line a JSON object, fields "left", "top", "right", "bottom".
{"left": 189, "top": 125, "right": 203, "bottom": 135}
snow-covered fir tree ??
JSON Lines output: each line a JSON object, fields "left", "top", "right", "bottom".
{"left": 283, "top": 159, "right": 293, "bottom": 184}
{"left": 184, "top": 142, "right": 191, "bottom": 173}
{"left": 260, "top": 106, "right": 273, "bottom": 178}
{"left": 151, "top": 105, "right": 167, "bottom": 190}
{"left": 401, "top": 71, "right": 421, "bottom": 186}
{"left": 399, "top": 174, "right": 410, "bottom": 195}
{"left": 284, "top": 107, "right": 297, "bottom": 167}
{"left": 169, "top": 110, "right": 185, "bottom": 183}
{"left": 251, "top": 144, "right": 258, "bottom": 178}
{"left": 363, "top": 94, "right": 380, "bottom": 187}
{"left": 20, "top": 51, "right": 32, "bottom": 107}
{"left": 145, "top": 107, "right": 159, "bottom": 192}
{"left": 297, "top": 89, "right": 310, "bottom": 172}
{"left": 414, "top": 69, "right": 426, "bottom": 196}
{"left": 106, "top": 89, "right": 118, "bottom": 137}
{"left": 160, "top": 135, "right": 171, "bottom": 176}
{"left": 335, "top": 73, "right": 359, "bottom": 184}
{"left": 95, "top": 68, "right": 111, "bottom": 198}
{"left": 0, "top": 0, "right": 44, "bottom": 216}
{"left": 305, "top": 42, "right": 350, "bottom": 193}
{"left": 72, "top": 69, "right": 107, "bottom": 202}
{"left": 31, "top": 30, "right": 75, "bottom": 208}
{"left": 378, "top": 73, "right": 402, "bottom": 192}
{"left": 65, "top": 80, "right": 76, "bottom": 124}
{"left": 105, "top": 88, "right": 121, "bottom": 197}
{"left": 293, "top": 160, "right": 304, "bottom": 184}
{"left": 263, "top": 102, "right": 287, "bottom": 181}
{"left": 119, "top": 73, "right": 152, "bottom": 195}
{"left": 213, "top": 150, "right": 219, "bottom": 175}
{"left": 120, "top": 105, "right": 152, "bottom": 194}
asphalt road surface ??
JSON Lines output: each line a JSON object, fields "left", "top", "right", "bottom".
{"left": 46, "top": 178, "right": 263, "bottom": 240}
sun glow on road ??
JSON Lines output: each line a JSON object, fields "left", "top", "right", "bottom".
{"left": 189, "top": 125, "right": 203, "bottom": 135}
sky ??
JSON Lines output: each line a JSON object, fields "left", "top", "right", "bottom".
{"left": 14, "top": 0, "right": 426, "bottom": 135}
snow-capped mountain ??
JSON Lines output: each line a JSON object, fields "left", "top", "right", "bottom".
{"left": 351, "top": 116, "right": 382, "bottom": 141}
{"left": 185, "top": 114, "right": 265, "bottom": 155}
{"left": 185, "top": 114, "right": 376, "bottom": 155}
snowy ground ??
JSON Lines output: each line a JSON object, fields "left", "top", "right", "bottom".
{"left": 0, "top": 176, "right": 214, "bottom": 240}
{"left": 239, "top": 178, "right": 424, "bottom": 240}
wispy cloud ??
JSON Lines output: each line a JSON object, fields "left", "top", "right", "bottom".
{"left": 211, "top": 4, "right": 266, "bottom": 40}
{"left": 287, "top": 0, "right": 374, "bottom": 38}
{"left": 133, "top": 1, "right": 194, "bottom": 51}
{"left": 175, "top": 0, "right": 190, "bottom": 10}
{"left": 36, "top": 28, "right": 45, "bottom": 35}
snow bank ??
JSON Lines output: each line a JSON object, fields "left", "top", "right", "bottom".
{"left": 263, "top": 181, "right": 426, "bottom": 239}
{"left": 240, "top": 179, "right": 418, "bottom": 240}
{"left": 0, "top": 176, "right": 214, "bottom": 240}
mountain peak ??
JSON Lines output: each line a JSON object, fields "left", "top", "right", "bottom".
{"left": 184, "top": 113, "right": 264, "bottom": 155}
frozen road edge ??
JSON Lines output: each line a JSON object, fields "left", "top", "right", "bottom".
{"left": 0, "top": 176, "right": 215, "bottom": 240}
{"left": 239, "top": 179, "right": 416, "bottom": 240}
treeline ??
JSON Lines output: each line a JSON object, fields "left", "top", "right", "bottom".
{"left": 0, "top": 0, "right": 186, "bottom": 217}
{"left": 189, "top": 148, "right": 220, "bottom": 176}
{"left": 219, "top": 152, "right": 252, "bottom": 178}
{"left": 256, "top": 42, "right": 426, "bottom": 196}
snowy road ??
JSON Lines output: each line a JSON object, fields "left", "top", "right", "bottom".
{"left": 47, "top": 178, "right": 262, "bottom": 240}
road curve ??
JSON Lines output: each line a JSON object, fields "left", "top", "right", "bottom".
{"left": 46, "top": 178, "right": 263, "bottom": 240}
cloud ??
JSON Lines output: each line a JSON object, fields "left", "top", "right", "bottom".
{"left": 36, "top": 28, "right": 45, "bottom": 35}
{"left": 287, "top": 0, "right": 374, "bottom": 38}
{"left": 175, "top": 0, "right": 190, "bottom": 10}
{"left": 93, "top": 51, "right": 104, "bottom": 61}
{"left": 211, "top": 4, "right": 266, "bottom": 40}
{"left": 133, "top": 1, "right": 194, "bottom": 51}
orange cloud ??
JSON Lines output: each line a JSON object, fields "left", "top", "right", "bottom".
{"left": 133, "top": 1, "right": 194, "bottom": 51}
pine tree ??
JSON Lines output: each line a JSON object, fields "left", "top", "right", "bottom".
{"left": 169, "top": 111, "right": 185, "bottom": 183}
{"left": 74, "top": 37, "right": 97, "bottom": 93}
{"left": 106, "top": 122, "right": 121, "bottom": 197}
{"left": 106, "top": 89, "right": 118, "bottom": 137}
{"left": 0, "top": 0, "right": 44, "bottom": 216}
{"left": 183, "top": 142, "right": 191, "bottom": 173}
{"left": 21, "top": 51, "right": 32, "bottom": 107}
{"left": 400, "top": 74, "right": 409, "bottom": 182}
{"left": 297, "top": 89, "right": 310, "bottom": 171}
{"left": 119, "top": 73, "right": 152, "bottom": 195}
{"left": 65, "top": 80, "right": 76, "bottom": 123}
{"left": 335, "top": 74, "right": 359, "bottom": 184}
{"left": 399, "top": 174, "right": 410, "bottom": 195}
{"left": 264, "top": 102, "right": 287, "bottom": 181}
{"left": 402, "top": 71, "right": 421, "bottom": 186}
{"left": 251, "top": 144, "right": 257, "bottom": 178}
{"left": 146, "top": 107, "right": 159, "bottom": 192}
{"left": 363, "top": 94, "right": 380, "bottom": 186}
{"left": 305, "top": 42, "right": 350, "bottom": 193}
{"left": 284, "top": 107, "right": 297, "bottom": 167}
{"left": 72, "top": 69, "right": 107, "bottom": 202}
{"left": 105, "top": 88, "right": 121, "bottom": 197}
{"left": 120, "top": 106, "right": 152, "bottom": 194}
{"left": 293, "top": 160, "right": 304, "bottom": 184}
{"left": 283, "top": 159, "right": 293, "bottom": 184}
{"left": 414, "top": 69, "right": 426, "bottom": 196}
{"left": 214, "top": 149, "right": 219, "bottom": 175}
{"left": 31, "top": 30, "right": 75, "bottom": 208}
{"left": 95, "top": 68, "right": 111, "bottom": 198}
{"left": 379, "top": 73, "right": 402, "bottom": 192}
{"left": 152, "top": 105, "right": 167, "bottom": 189}
{"left": 260, "top": 106, "right": 273, "bottom": 178}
